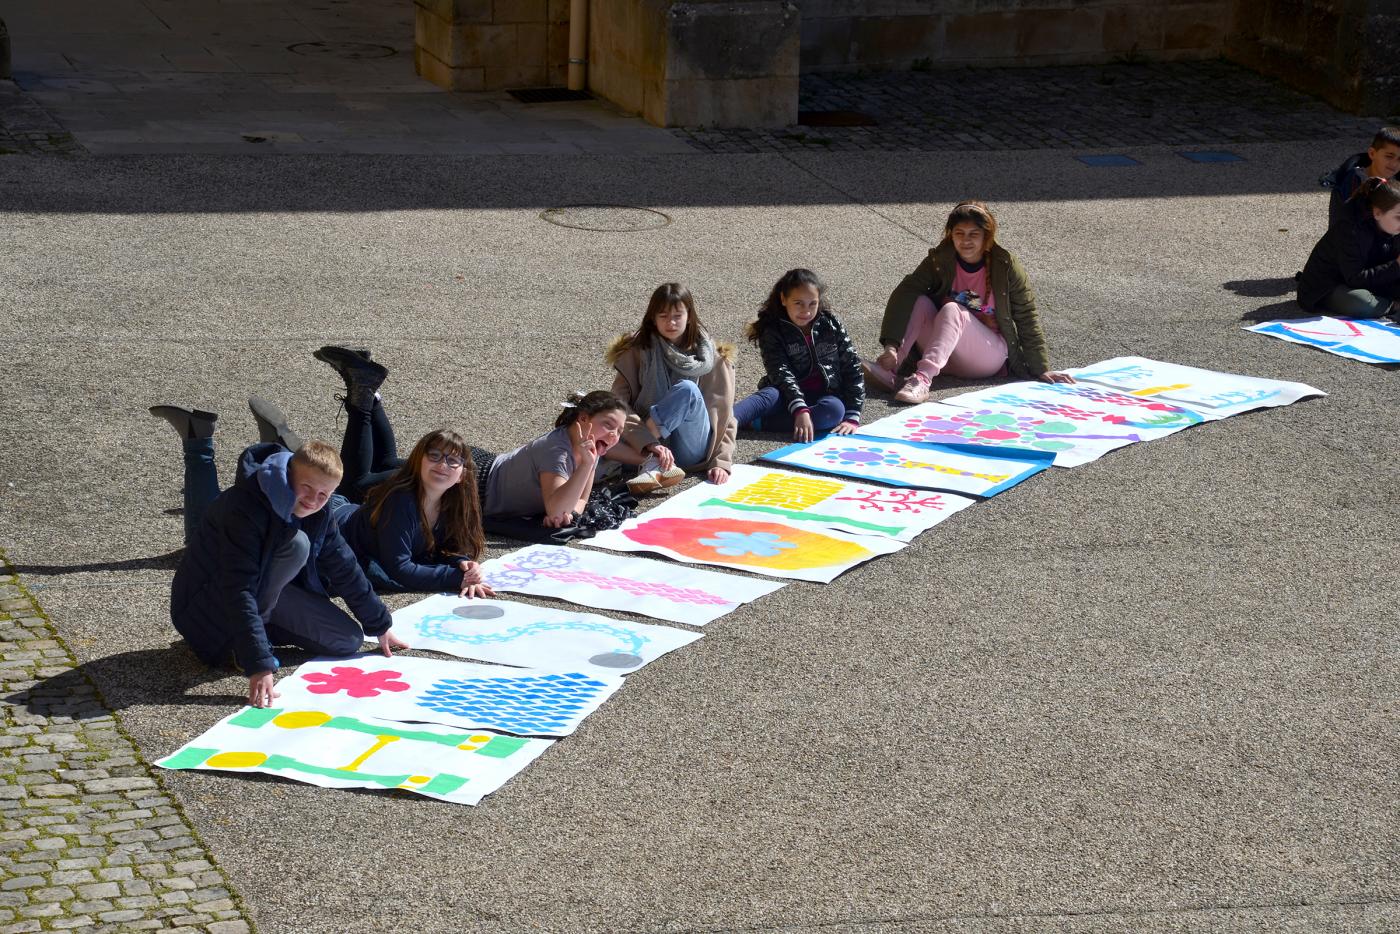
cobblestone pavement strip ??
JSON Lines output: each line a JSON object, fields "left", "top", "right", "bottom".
{"left": 0, "top": 552, "right": 252, "bottom": 933}
{"left": 0, "top": 83, "right": 82, "bottom": 157}
{"left": 671, "top": 60, "right": 1391, "bottom": 154}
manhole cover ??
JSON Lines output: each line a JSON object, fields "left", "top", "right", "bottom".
{"left": 287, "top": 41, "right": 396, "bottom": 60}
{"left": 540, "top": 205, "right": 671, "bottom": 232}
{"left": 799, "top": 110, "right": 877, "bottom": 127}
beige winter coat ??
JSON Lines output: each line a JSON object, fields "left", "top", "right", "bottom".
{"left": 606, "top": 335, "right": 738, "bottom": 474}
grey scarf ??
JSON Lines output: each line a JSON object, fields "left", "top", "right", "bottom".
{"left": 637, "top": 331, "right": 717, "bottom": 413}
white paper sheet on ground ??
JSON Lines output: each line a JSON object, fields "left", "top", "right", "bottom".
{"left": 589, "top": 502, "right": 906, "bottom": 583}
{"left": 156, "top": 706, "right": 553, "bottom": 807}
{"left": 392, "top": 594, "right": 702, "bottom": 675}
{"left": 857, "top": 400, "right": 1146, "bottom": 468}
{"left": 479, "top": 544, "right": 784, "bottom": 625}
{"left": 274, "top": 655, "right": 624, "bottom": 737}
{"left": 941, "top": 379, "right": 1211, "bottom": 439}
{"left": 758, "top": 435, "right": 1053, "bottom": 497}
{"left": 1245, "top": 316, "right": 1400, "bottom": 364}
{"left": 623, "top": 463, "right": 973, "bottom": 542}
{"left": 1064, "top": 355, "right": 1325, "bottom": 414}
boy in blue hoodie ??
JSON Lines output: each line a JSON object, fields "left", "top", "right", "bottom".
{"left": 154, "top": 405, "right": 404, "bottom": 708}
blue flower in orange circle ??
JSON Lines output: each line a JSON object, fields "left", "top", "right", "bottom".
{"left": 697, "top": 530, "right": 799, "bottom": 558}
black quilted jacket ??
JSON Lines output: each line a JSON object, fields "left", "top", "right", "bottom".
{"left": 754, "top": 311, "right": 866, "bottom": 424}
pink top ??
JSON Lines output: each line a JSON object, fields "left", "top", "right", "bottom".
{"left": 949, "top": 260, "right": 999, "bottom": 334}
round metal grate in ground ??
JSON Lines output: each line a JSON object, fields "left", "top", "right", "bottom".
{"left": 287, "top": 41, "right": 396, "bottom": 59}
{"left": 540, "top": 205, "right": 671, "bottom": 232}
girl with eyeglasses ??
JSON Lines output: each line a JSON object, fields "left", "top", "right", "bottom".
{"left": 314, "top": 346, "right": 492, "bottom": 598}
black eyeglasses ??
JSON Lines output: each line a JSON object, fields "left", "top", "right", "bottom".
{"left": 425, "top": 450, "right": 465, "bottom": 469}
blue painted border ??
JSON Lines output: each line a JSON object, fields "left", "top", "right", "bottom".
{"left": 1253, "top": 320, "right": 1400, "bottom": 363}
{"left": 759, "top": 438, "right": 1054, "bottom": 498}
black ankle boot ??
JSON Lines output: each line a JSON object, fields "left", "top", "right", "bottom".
{"left": 149, "top": 405, "right": 217, "bottom": 440}
{"left": 314, "top": 345, "right": 386, "bottom": 389}
{"left": 248, "top": 396, "right": 303, "bottom": 451}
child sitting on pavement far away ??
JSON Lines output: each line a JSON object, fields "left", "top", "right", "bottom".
{"left": 866, "top": 199, "right": 1073, "bottom": 404}
{"left": 1298, "top": 177, "right": 1400, "bottom": 319}
{"left": 733, "top": 268, "right": 865, "bottom": 442}
{"left": 1323, "top": 126, "right": 1400, "bottom": 227}
{"left": 150, "top": 405, "right": 406, "bottom": 709}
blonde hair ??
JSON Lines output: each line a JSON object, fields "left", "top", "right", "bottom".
{"left": 290, "top": 440, "right": 343, "bottom": 481}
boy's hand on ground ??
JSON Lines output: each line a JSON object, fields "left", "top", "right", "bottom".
{"left": 247, "top": 671, "right": 279, "bottom": 708}
{"left": 793, "top": 411, "right": 814, "bottom": 443}
{"left": 707, "top": 467, "right": 730, "bottom": 484}
{"left": 831, "top": 421, "right": 858, "bottom": 435}
{"left": 378, "top": 630, "right": 409, "bottom": 657}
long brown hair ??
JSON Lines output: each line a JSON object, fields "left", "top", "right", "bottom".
{"left": 1350, "top": 176, "right": 1400, "bottom": 212}
{"left": 363, "top": 429, "right": 485, "bottom": 560}
{"left": 939, "top": 200, "right": 998, "bottom": 257}
{"left": 622, "top": 283, "right": 702, "bottom": 352}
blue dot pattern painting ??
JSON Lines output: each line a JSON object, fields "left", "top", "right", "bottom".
{"left": 417, "top": 672, "right": 615, "bottom": 736}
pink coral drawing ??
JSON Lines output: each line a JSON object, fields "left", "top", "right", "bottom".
{"left": 299, "top": 666, "right": 411, "bottom": 698}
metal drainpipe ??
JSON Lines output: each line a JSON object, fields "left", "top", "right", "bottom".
{"left": 0, "top": 17, "right": 11, "bottom": 81}
{"left": 566, "top": 0, "right": 588, "bottom": 91}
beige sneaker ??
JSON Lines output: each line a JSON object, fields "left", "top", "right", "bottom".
{"left": 627, "top": 455, "right": 686, "bottom": 495}
{"left": 893, "top": 377, "right": 930, "bottom": 405}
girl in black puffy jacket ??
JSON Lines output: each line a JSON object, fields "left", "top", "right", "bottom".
{"left": 733, "top": 268, "right": 866, "bottom": 443}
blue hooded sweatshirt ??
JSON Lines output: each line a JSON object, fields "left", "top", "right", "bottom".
{"left": 170, "top": 443, "right": 392, "bottom": 674}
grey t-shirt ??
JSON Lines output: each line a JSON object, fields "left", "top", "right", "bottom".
{"left": 484, "top": 427, "right": 576, "bottom": 519}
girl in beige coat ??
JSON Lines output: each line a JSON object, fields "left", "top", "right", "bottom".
{"left": 604, "top": 283, "right": 738, "bottom": 494}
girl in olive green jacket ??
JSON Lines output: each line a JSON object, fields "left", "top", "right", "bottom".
{"left": 867, "top": 200, "right": 1073, "bottom": 404}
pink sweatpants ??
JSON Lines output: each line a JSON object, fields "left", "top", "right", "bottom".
{"left": 895, "top": 296, "right": 1009, "bottom": 384}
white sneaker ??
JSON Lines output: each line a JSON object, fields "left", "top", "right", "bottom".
{"left": 627, "top": 455, "right": 686, "bottom": 495}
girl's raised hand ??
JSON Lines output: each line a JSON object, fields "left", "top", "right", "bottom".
{"left": 793, "top": 410, "right": 815, "bottom": 443}
{"left": 570, "top": 422, "right": 601, "bottom": 470}
{"left": 831, "top": 420, "right": 858, "bottom": 436}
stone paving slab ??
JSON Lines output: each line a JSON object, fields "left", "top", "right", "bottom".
{"left": 0, "top": 553, "right": 253, "bottom": 933}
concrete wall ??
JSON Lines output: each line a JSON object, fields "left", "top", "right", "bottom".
{"left": 589, "top": 0, "right": 799, "bottom": 127}
{"left": 414, "top": 0, "right": 569, "bottom": 91}
{"left": 1226, "top": 0, "right": 1400, "bottom": 116}
{"left": 798, "top": 0, "right": 1232, "bottom": 72}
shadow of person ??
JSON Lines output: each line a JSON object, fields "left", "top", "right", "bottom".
{"left": 4, "top": 643, "right": 321, "bottom": 715}
{"left": 1239, "top": 299, "right": 1307, "bottom": 323}
{"left": 1224, "top": 277, "right": 1299, "bottom": 298}
{"left": 7, "top": 550, "right": 184, "bottom": 577}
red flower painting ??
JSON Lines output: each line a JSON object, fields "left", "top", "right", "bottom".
{"left": 300, "top": 666, "right": 410, "bottom": 698}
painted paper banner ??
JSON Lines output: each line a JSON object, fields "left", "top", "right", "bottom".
{"left": 1245, "top": 316, "right": 1400, "bottom": 364}
{"left": 758, "top": 436, "right": 1053, "bottom": 497}
{"left": 479, "top": 544, "right": 784, "bottom": 626}
{"left": 590, "top": 507, "right": 906, "bottom": 583}
{"left": 857, "top": 400, "right": 1145, "bottom": 468}
{"left": 276, "top": 655, "right": 624, "bottom": 737}
{"left": 941, "top": 380, "right": 1208, "bottom": 440}
{"left": 1065, "top": 355, "right": 1325, "bottom": 414}
{"left": 157, "top": 706, "right": 553, "bottom": 807}
{"left": 393, "top": 594, "right": 702, "bottom": 675}
{"left": 621, "top": 463, "right": 973, "bottom": 542}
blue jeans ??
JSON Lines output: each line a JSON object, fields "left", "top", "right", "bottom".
{"left": 647, "top": 381, "right": 712, "bottom": 468}
{"left": 181, "top": 437, "right": 221, "bottom": 545}
{"left": 1322, "top": 286, "right": 1392, "bottom": 319}
{"left": 734, "top": 387, "right": 846, "bottom": 434}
